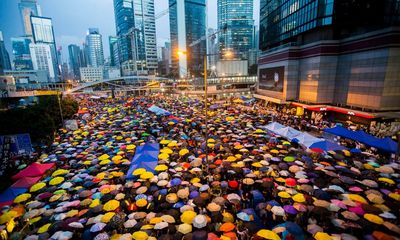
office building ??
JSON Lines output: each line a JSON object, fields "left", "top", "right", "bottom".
{"left": 30, "top": 16, "right": 59, "bottom": 80}
{"left": 257, "top": 0, "right": 400, "bottom": 116}
{"left": 29, "top": 43, "right": 56, "bottom": 80}
{"left": 109, "top": 36, "right": 119, "bottom": 67}
{"left": 0, "top": 32, "right": 12, "bottom": 74}
{"left": 80, "top": 67, "right": 104, "bottom": 82}
{"left": 68, "top": 44, "right": 85, "bottom": 80}
{"left": 113, "top": 0, "right": 158, "bottom": 75}
{"left": 218, "top": 0, "right": 254, "bottom": 60}
{"left": 19, "top": 0, "right": 41, "bottom": 36}
{"left": 11, "top": 37, "right": 33, "bottom": 71}
{"left": 3, "top": 70, "right": 49, "bottom": 84}
{"left": 85, "top": 28, "right": 105, "bottom": 67}
{"left": 169, "top": 0, "right": 207, "bottom": 78}
{"left": 158, "top": 42, "right": 171, "bottom": 76}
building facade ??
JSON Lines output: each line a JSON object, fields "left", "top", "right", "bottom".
{"left": 79, "top": 67, "right": 104, "bottom": 82}
{"left": 113, "top": 0, "right": 158, "bottom": 76}
{"left": 0, "top": 31, "right": 12, "bottom": 74}
{"left": 85, "top": 28, "right": 105, "bottom": 67}
{"left": 218, "top": 0, "right": 254, "bottom": 60}
{"left": 11, "top": 37, "right": 33, "bottom": 71}
{"left": 207, "top": 28, "right": 218, "bottom": 69}
{"left": 257, "top": 0, "right": 400, "bottom": 112}
{"left": 68, "top": 44, "right": 85, "bottom": 80}
{"left": 30, "top": 16, "right": 59, "bottom": 80}
{"left": 18, "top": 0, "right": 41, "bottom": 36}
{"left": 169, "top": 0, "right": 207, "bottom": 78}
{"left": 29, "top": 43, "right": 56, "bottom": 80}
{"left": 109, "top": 36, "right": 119, "bottom": 67}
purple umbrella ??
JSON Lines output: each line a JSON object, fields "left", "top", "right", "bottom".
{"left": 284, "top": 205, "right": 298, "bottom": 215}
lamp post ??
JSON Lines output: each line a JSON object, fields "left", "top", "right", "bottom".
{"left": 177, "top": 50, "right": 233, "bottom": 175}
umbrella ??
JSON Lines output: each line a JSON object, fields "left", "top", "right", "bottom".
{"left": 181, "top": 210, "right": 197, "bottom": 224}
{"left": 257, "top": 229, "right": 281, "bottom": 240}
{"left": 124, "top": 219, "right": 138, "bottom": 228}
{"left": 178, "top": 223, "right": 192, "bottom": 234}
{"left": 90, "top": 223, "right": 106, "bottom": 232}
{"left": 364, "top": 214, "right": 384, "bottom": 225}
{"left": 192, "top": 215, "right": 207, "bottom": 228}
{"left": 132, "top": 231, "right": 149, "bottom": 240}
{"left": 219, "top": 222, "right": 235, "bottom": 232}
{"left": 103, "top": 199, "right": 120, "bottom": 211}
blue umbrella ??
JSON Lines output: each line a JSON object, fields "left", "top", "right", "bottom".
{"left": 237, "top": 212, "right": 251, "bottom": 221}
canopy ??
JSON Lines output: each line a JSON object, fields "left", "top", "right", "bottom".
{"left": 12, "top": 162, "right": 55, "bottom": 180}
{"left": 11, "top": 176, "right": 42, "bottom": 189}
{"left": 148, "top": 105, "right": 171, "bottom": 116}
{"left": 324, "top": 126, "right": 398, "bottom": 153}
{"left": 293, "top": 132, "right": 322, "bottom": 148}
{"left": 126, "top": 143, "right": 160, "bottom": 179}
{"left": 263, "top": 122, "right": 285, "bottom": 133}
{"left": 309, "top": 140, "right": 347, "bottom": 151}
{"left": 274, "top": 127, "right": 302, "bottom": 141}
{"left": 0, "top": 187, "right": 27, "bottom": 203}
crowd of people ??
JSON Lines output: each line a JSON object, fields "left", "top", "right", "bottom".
{"left": 0, "top": 95, "right": 399, "bottom": 240}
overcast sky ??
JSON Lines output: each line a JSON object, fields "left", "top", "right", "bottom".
{"left": 0, "top": 0, "right": 259, "bottom": 63}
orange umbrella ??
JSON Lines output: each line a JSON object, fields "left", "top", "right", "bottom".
{"left": 219, "top": 222, "right": 235, "bottom": 232}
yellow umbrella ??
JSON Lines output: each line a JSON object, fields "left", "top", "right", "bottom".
{"left": 66, "top": 209, "right": 79, "bottom": 218}
{"left": 226, "top": 116, "right": 235, "bottom": 121}
{"left": 133, "top": 168, "right": 146, "bottom": 176}
{"left": 149, "top": 217, "right": 163, "bottom": 224}
{"left": 140, "top": 172, "right": 154, "bottom": 180}
{"left": 179, "top": 149, "right": 189, "bottom": 156}
{"left": 52, "top": 169, "right": 69, "bottom": 177}
{"left": 136, "top": 199, "right": 147, "bottom": 208}
{"left": 389, "top": 192, "right": 400, "bottom": 201}
{"left": 158, "top": 153, "right": 169, "bottom": 160}
{"left": 314, "top": 232, "right": 332, "bottom": 240}
{"left": 160, "top": 148, "right": 173, "bottom": 154}
{"left": 364, "top": 214, "right": 384, "bottom": 225}
{"left": 348, "top": 194, "right": 368, "bottom": 204}
{"left": 257, "top": 229, "right": 281, "bottom": 240}
{"left": 141, "top": 225, "right": 154, "bottom": 230}
{"left": 103, "top": 200, "right": 120, "bottom": 211}
{"left": 49, "top": 177, "right": 65, "bottom": 186}
{"left": 90, "top": 199, "right": 100, "bottom": 208}
{"left": 98, "top": 154, "right": 110, "bottom": 161}
{"left": 226, "top": 156, "right": 237, "bottom": 162}
{"left": 83, "top": 161, "right": 92, "bottom": 165}
{"left": 161, "top": 215, "right": 176, "bottom": 223}
{"left": 207, "top": 139, "right": 216, "bottom": 143}
{"left": 38, "top": 223, "right": 51, "bottom": 234}
{"left": 102, "top": 212, "right": 116, "bottom": 223}
{"left": 278, "top": 192, "right": 291, "bottom": 199}
{"left": 222, "top": 212, "right": 234, "bottom": 223}
{"left": 112, "top": 155, "right": 123, "bottom": 161}
{"left": 292, "top": 193, "right": 306, "bottom": 203}
{"left": 160, "top": 140, "right": 171, "bottom": 145}
{"left": 126, "top": 144, "right": 136, "bottom": 150}
{"left": 167, "top": 141, "right": 178, "bottom": 147}
{"left": 29, "top": 216, "right": 41, "bottom": 225}
{"left": 252, "top": 162, "right": 262, "bottom": 168}
{"left": 270, "top": 149, "right": 279, "bottom": 154}
{"left": 180, "top": 210, "right": 197, "bottom": 224}
{"left": 99, "top": 159, "right": 111, "bottom": 165}
{"left": 0, "top": 211, "right": 18, "bottom": 224}
{"left": 342, "top": 150, "right": 351, "bottom": 157}
{"left": 14, "top": 193, "right": 31, "bottom": 203}
{"left": 378, "top": 177, "right": 395, "bottom": 185}
{"left": 30, "top": 182, "right": 46, "bottom": 192}
{"left": 132, "top": 231, "right": 149, "bottom": 240}
{"left": 155, "top": 165, "right": 168, "bottom": 172}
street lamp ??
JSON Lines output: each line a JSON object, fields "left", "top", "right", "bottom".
{"left": 176, "top": 50, "right": 233, "bottom": 174}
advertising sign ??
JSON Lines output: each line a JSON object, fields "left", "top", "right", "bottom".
{"left": 259, "top": 66, "right": 284, "bottom": 92}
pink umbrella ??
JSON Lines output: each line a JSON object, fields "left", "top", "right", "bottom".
{"left": 298, "top": 178, "right": 309, "bottom": 184}
{"left": 331, "top": 199, "right": 347, "bottom": 209}
{"left": 348, "top": 206, "right": 365, "bottom": 215}
{"left": 349, "top": 186, "right": 363, "bottom": 192}
{"left": 293, "top": 203, "right": 307, "bottom": 212}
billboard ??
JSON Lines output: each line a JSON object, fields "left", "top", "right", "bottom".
{"left": 258, "top": 66, "right": 284, "bottom": 92}
{"left": 0, "top": 134, "right": 32, "bottom": 176}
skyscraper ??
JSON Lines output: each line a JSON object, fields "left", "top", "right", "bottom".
{"left": 68, "top": 44, "right": 85, "bottom": 80}
{"left": 29, "top": 43, "right": 56, "bottom": 80}
{"left": 207, "top": 28, "right": 218, "bottom": 69}
{"left": 218, "top": 0, "right": 254, "bottom": 60}
{"left": 113, "top": 0, "right": 158, "bottom": 75}
{"left": 169, "top": 0, "right": 206, "bottom": 78}
{"left": 0, "top": 31, "right": 12, "bottom": 74}
{"left": 18, "top": 0, "right": 41, "bottom": 36}
{"left": 109, "top": 36, "right": 119, "bottom": 67}
{"left": 30, "top": 16, "right": 59, "bottom": 80}
{"left": 11, "top": 37, "right": 33, "bottom": 70}
{"left": 85, "top": 28, "right": 104, "bottom": 67}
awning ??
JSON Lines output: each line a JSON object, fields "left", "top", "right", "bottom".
{"left": 291, "top": 102, "right": 376, "bottom": 119}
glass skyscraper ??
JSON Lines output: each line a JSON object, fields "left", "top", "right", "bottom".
{"left": 113, "top": 0, "right": 158, "bottom": 75}
{"left": 0, "top": 31, "right": 11, "bottom": 74}
{"left": 68, "top": 44, "right": 85, "bottom": 80}
{"left": 169, "top": 0, "right": 206, "bottom": 78}
{"left": 30, "top": 16, "right": 59, "bottom": 80}
{"left": 109, "top": 36, "right": 119, "bottom": 67}
{"left": 218, "top": 0, "right": 254, "bottom": 60}
{"left": 85, "top": 28, "right": 105, "bottom": 67}
{"left": 11, "top": 37, "right": 33, "bottom": 70}
{"left": 18, "top": 0, "right": 41, "bottom": 36}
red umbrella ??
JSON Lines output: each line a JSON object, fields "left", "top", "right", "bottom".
{"left": 310, "top": 148, "right": 324, "bottom": 153}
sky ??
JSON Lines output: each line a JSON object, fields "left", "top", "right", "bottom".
{"left": 0, "top": 0, "right": 260, "bottom": 63}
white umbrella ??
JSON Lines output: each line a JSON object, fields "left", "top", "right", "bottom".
{"left": 90, "top": 222, "right": 106, "bottom": 232}
{"left": 271, "top": 206, "right": 285, "bottom": 216}
{"left": 68, "top": 222, "right": 84, "bottom": 229}
{"left": 123, "top": 219, "right": 138, "bottom": 228}
{"left": 227, "top": 193, "right": 241, "bottom": 202}
{"left": 154, "top": 222, "right": 169, "bottom": 230}
{"left": 192, "top": 215, "right": 207, "bottom": 229}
